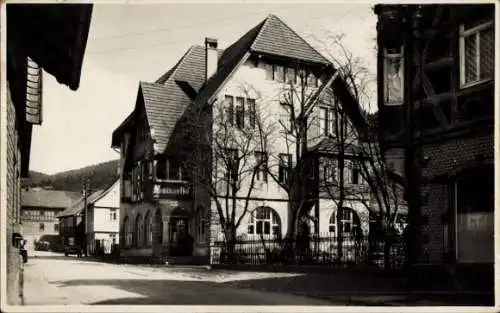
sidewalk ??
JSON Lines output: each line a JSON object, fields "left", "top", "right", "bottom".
{"left": 22, "top": 262, "right": 72, "bottom": 305}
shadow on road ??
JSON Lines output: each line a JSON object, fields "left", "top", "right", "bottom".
{"left": 50, "top": 271, "right": 495, "bottom": 306}
{"left": 51, "top": 278, "right": 332, "bottom": 305}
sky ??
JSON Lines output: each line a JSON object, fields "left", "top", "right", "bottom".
{"left": 29, "top": 1, "right": 378, "bottom": 175}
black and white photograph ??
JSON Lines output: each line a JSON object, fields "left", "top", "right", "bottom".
{"left": 1, "top": 0, "right": 497, "bottom": 311}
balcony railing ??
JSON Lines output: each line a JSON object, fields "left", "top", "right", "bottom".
{"left": 153, "top": 179, "right": 193, "bottom": 200}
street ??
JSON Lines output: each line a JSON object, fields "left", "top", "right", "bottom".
{"left": 22, "top": 251, "right": 333, "bottom": 305}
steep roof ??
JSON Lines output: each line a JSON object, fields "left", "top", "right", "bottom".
{"left": 57, "top": 179, "right": 119, "bottom": 218}
{"left": 112, "top": 14, "right": 364, "bottom": 154}
{"left": 112, "top": 45, "right": 224, "bottom": 152}
{"left": 195, "top": 14, "right": 331, "bottom": 104}
{"left": 21, "top": 189, "right": 81, "bottom": 209}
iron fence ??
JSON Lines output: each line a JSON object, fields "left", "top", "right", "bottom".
{"left": 212, "top": 232, "right": 405, "bottom": 269}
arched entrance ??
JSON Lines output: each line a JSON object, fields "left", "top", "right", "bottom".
{"left": 154, "top": 209, "right": 163, "bottom": 245}
{"left": 168, "top": 207, "right": 192, "bottom": 257}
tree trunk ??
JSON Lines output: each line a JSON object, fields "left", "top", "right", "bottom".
{"left": 223, "top": 226, "right": 237, "bottom": 264}
{"left": 383, "top": 233, "right": 391, "bottom": 270}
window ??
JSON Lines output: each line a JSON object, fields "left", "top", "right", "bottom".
{"left": 225, "top": 148, "right": 239, "bottom": 182}
{"left": 224, "top": 95, "right": 234, "bottom": 126}
{"left": 339, "top": 208, "right": 355, "bottom": 234}
{"left": 328, "top": 214, "right": 336, "bottom": 233}
{"left": 351, "top": 166, "right": 360, "bottom": 185}
{"left": 307, "top": 72, "right": 318, "bottom": 87}
{"left": 247, "top": 98, "right": 256, "bottom": 129}
{"left": 54, "top": 223, "right": 59, "bottom": 232}
{"left": 40, "top": 210, "right": 45, "bottom": 217}
{"left": 278, "top": 154, "right": 292, "bottom": 184}
{"left": 265, "top": 63, "right": 274, "bottom": 80}
{"left": 279, "top": 102, "right": 292, "bottom": 132}
{"left": 109, "top": 209, "right": 117, "bottom": 221}
{"left": 454, "top": 167, "right": 494, "bottom": 263}
{"left": 285, "top": 67, "right": 296, "bottom": 84}
{"left": 235, "top": 97, "right": 245, "bottom": 129}
{"left": 248, "top": 207, "right": 281, "bottom": 236}
{"left": 39, "top": 223, "right": 45, "bottom": 232}
{"left": 384, "top": 46, "right": 404, "bottom": 105}
{"left": 167, "top": 158, "right": 182, "bottom": 180}
{"left": 323, "top": 160, "right": 337, "bottom": 183}
{"left": 343, "top": 160, "right": 353, "bottom": 184}
{"left": 255, "top": 151, "right": 268, "bottom": 182}
{"left": 319, "top": 107, "right": 329, "bottom": 136}
{"left": 273, "top": 65, "right": 285, "bottom": 83}
{"left": 459, "top": 18, "right": 494, "bottom": 87}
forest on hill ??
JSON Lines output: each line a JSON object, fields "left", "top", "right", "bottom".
{"left": 22, "top": 159, "right": 120, "bottom": 193}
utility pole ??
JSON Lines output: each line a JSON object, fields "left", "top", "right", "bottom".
{"left": 402, "top": 5, "right": 423, "bottom": 287}
{"left": 82, "top": 177, "right": 91, "bottom": 257}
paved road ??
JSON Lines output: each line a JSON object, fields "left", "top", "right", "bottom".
{"left": 23, "top": 251, "right": 333, "bottom": 305}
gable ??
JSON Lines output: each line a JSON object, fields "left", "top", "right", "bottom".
{"left": 94, "top": 180, "right": 120, "bottom": 208}
{"left": 250, "top": 15, "right": 329, "bottom": 65}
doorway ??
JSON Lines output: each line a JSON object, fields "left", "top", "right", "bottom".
{"left": 168, "top": 214, "right": 192, "bottom": 257}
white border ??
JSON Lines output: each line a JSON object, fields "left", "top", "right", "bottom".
{"left": 0, "top": 0, "right": 499, "bottom": 312}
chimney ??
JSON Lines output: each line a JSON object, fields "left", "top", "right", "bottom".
{"left": 205, "top": 37, "right": 218, "bottom": 82}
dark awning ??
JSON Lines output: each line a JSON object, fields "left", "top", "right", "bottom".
{"left": 7, "top": 3, "right": 93, "bottom": 91}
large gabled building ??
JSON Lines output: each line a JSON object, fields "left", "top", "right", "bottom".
{"left": 111, "top": 14, "right": 384, "bottom": 264}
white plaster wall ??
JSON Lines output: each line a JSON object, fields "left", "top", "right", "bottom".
{"left": 95, "top": 181, "right": 120, "bottom": 208}
{"left": 93, "top": 206, "right": 120, "bottom": 234}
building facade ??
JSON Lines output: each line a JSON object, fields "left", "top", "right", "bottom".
{"left": 374, "top": 4, "right": 494, "bottom": 289}
{"left": 86, "top": 180, "right": 121, "bottom": 255}
{"left": 111, "top": 15, "right": 383, "bottom": 264}
{"left": 20, "top": 188, "right": 80, "bottom": 251}
{"left": 58, "top": 179, "right": 120, "bottom": 256}
{"left": 2, "top": 4, "right": 92, "bottom": 305}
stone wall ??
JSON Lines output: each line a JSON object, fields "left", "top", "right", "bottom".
{"left": 5, "top": 83, "right": 23, "bottom": 305}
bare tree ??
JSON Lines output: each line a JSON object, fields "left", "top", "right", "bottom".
{"left": 312, "top": 31, "right": 407, "bottom": 268}
{"left": 177, "top": 85, "right": 273, "bottom": 263}
{"left": 262, "top": 63, "right": 337, "bottom": 261}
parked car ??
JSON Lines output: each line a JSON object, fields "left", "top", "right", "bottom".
{"left": 64, "top": 244, "right": 83, "bottom": 257}
{"left": 34, "top": 240, "right": 50, "bottom": 251}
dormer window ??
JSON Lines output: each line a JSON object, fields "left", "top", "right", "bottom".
{"left": 383, "top": 46, "right": 404, "bottom": 106}
{"left": 459, "top": 18, "right": 493, "bottom": 88}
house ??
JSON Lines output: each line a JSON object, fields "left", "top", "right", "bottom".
{"left": 111, "top": 14, "right": 391, "bottom": 264}
{"left": 20, "top": 188, "right": 81, "bottom": 251}
{"left": 58, "top": 179, "right": 120, "bottom": 256}
{"left": 374, "top": 4, "right": 494, "bottom": 290}
{"left": 3, "top": 4, "right": 92, "bottom": 305}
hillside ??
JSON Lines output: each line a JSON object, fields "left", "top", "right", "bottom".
{"left": 23, "top": 159, "right": 120, "bottom": 193}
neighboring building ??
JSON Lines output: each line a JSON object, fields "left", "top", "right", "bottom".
{"left": 3, "top": 4, "right": 92, "bottom": 305}
{"left": 374, "top": 4, "right": 494, "bottom": 289}
{"left": 20, "top": 188, "right": 80, "bottom": 251}
{"left": 58, "top": 180, "right": 120, "bottom": 256}
{"left": 111, "top": 14, "right": 378, "bottom": 263}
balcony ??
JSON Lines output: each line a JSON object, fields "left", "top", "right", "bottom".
{"left": 153, "top": 179, "right": 193, "bottom": 200}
